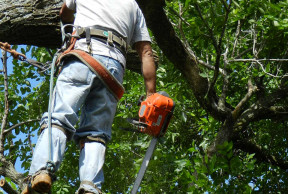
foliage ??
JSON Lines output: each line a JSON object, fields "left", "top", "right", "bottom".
{"left": 1, "top": 0, "right": 288, "bottom": 193}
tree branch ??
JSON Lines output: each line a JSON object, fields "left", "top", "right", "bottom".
{"left": 207, "top": 2, "right": 231, "bottom": 98}
{"left": 232, "top": 20, "right": 241, "bottom": 58}
{"left": 0, "top": 50, "right": 9, "bottom": 156}
{"left": 168, "top": 5, "right": 191, "bottom": 27}
{"left": 234, "top": 87, "right": 288, "bottom": 133}
{"left": 197, "top": 59, "right": 226, "bottom": 75}
{"left": 218, "top": 48, "right": 229, "bottom": 110}
{"left": 232, "top": 78, "right": 258, "bottom": 121}
{"left": 3, "top": 118, "right": 41, "bottom": 135}
{"left": 228, "top": 58, "right": 288, "bottom": 78}
{"left": 194, "top": 3, "right": 219, "bottom": 52}
{"left": 177, "top": 3, "right": 197, "bottom": 60}
{"left": 0, "top": 159, "right": 25, "bottom": 190}
{"left": 234, "top": 139, "right": 288, "bottom": 170}
{"left": 229, "top": 58, "right": 288, "bottom": 62}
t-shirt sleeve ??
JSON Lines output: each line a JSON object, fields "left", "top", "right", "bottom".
{"left": 65, "top": 0, "right": 76, "bottom": 10}
{"left": 130, "top": 7, "right": 151, "bottom": 46}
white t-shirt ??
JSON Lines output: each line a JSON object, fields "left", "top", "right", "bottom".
{"left": 65, "top": 0, "right": 151, "bottom": 67}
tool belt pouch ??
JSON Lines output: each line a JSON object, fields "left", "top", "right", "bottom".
{"left": 138, "top": 92, "right": 175, "bottom": 137}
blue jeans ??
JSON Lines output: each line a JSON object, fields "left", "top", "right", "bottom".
{"left": 29, "top": 54, "right": 124, "bottom": 193}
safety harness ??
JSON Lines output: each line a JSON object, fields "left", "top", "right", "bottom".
{"left": 57, "top": 25, "right": 126, "bottom": 101}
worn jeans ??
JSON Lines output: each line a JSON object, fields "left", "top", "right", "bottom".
{"left": 29, "top": 54, "right": 124, "bottom": 193}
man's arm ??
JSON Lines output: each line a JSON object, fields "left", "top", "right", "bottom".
{"left": 135, "top": 41, "right": 156, "bottom": 97}
{"left": 59, "top": 2, "right": 75, "bottom": 24}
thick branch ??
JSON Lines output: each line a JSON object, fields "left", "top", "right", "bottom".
{"left": 234, "top": 87, "right": 288, "bottom": 133}
{"left": 210, "top": 85, "right": 288, "bottom": 156}
{"left": 234, "top": 139, "right": 288, "bottom": 170}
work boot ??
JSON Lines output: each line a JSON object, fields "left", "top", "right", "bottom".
{"left": 21, "top": 171, "right": 52, "bottom": 194}
{"left": 31, "top": 171, "right": 52, "bottom": 193}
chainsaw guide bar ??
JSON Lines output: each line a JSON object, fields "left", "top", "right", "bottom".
{"left": 129, "top": 92, "right": 175, "bottom": 194}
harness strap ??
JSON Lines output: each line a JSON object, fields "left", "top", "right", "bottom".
{"left": 57, "top": 50, "right": 125, "bottom": 100}
{"left": 40, "top": 124, "right": 72, "bottom": 140}
{"left": 107, "top": 31, "right": 113, "bottom": 46}
{"left": 85, "top": 27, "right": 92, "bottom": 53}
{"left": 79, "top": 136, "right": 107, "bottom": 150}
{"left": 76, "top": 27, "right": 127, "bottom": 55}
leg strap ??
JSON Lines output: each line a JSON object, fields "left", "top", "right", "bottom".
{"left": 40, "top": 124, "right": 72, "bottom": 140}
{"left": 79, "top": 136, "right": 107, "bottom": 150}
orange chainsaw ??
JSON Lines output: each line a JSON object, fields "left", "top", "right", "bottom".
{"left": 127, "top": 91, "right": 175, "bottom": 137}
{"left": 129, "top": 91, "right": 175, "bottom": 194}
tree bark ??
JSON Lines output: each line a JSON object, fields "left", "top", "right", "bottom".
{"left": 0, "top": 0, "right": 62, "bottom": 47}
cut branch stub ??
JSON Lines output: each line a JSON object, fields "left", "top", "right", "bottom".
{"left": 0, "top": 179, "right": 19, "bottom": 194}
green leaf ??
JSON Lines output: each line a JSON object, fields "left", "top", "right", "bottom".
{"left": 181, "top": 112, "right": 187, "bottom": 122}
{"left": 273, "top": 20, "right": 280, "bottom": 26}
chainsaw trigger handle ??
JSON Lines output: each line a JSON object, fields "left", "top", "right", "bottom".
{"left": 137, "top": 95, "right": 145, "bottom": 106}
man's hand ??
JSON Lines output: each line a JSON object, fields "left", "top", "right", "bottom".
{"left": 135, "top": 41, "right": 156, "bottom": 97}
{"left": 59, "top": 3, "right": 75, "bottom": 24}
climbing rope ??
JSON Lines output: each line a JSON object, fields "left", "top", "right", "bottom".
{"left": 45, "top": 20, "right": 67, "bottom": 174}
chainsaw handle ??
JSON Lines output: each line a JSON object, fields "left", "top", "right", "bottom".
{"left": 137, "top": 95, "right": 145, "bottom": 106}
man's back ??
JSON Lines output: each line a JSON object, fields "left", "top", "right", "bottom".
{"left": 68, "top": 0, "right": 141, "bottom": 44}
{"left": 65, "top": 0, "right": 150, "bottom": 67}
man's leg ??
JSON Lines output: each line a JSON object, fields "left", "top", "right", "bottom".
{"left": 77, "top": 142, "right": 105, "bottom": 194}
{"left": 75, "top": 55, "right": 124, "bottom": 194}
{"left": 23, "top": 58, "right": 95, "bottom": 193}
{"left": 27, "top": 127, "right": 67, "bottom": 193}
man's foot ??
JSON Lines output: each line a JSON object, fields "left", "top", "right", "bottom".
{"left": 21, "top": 171, "right": 52, "bottom": 194}
{"left": 31, "top": 172, "right": 52, "bottom": 193}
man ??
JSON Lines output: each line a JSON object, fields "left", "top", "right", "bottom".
{"left": 22, "top": 0, "right": 156, "bottom": 193}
